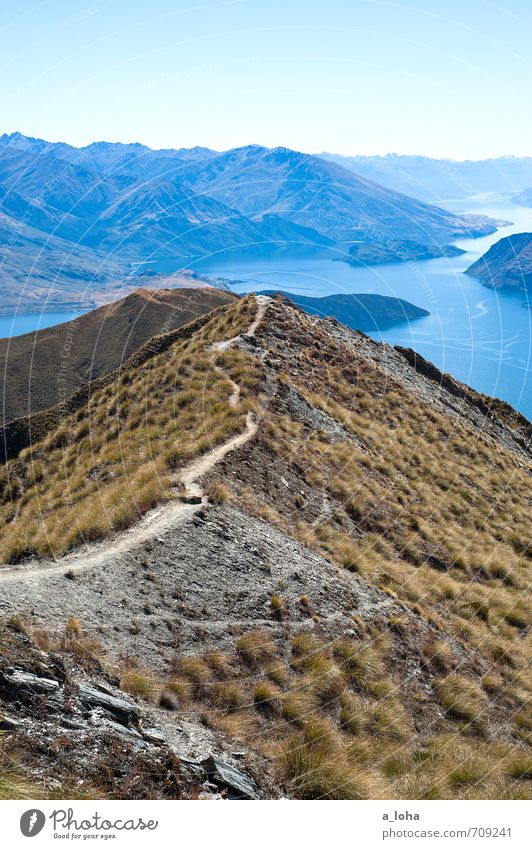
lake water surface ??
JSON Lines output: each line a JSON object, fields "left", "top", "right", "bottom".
{"left": 0, "top": 310, "right": 84, "bottom": 340}
{"left": 197, "top": 197, "right": 532, "bottom": 420}
{"left": 1, "top": 197, "right": 530, "bottom": 419}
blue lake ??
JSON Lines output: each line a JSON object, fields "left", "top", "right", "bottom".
{"left": 0, "top": 310, "right": 84, "bottom": 340}
{"left": 196, "top": 197, "right": 532, "bottom": 421}
{"left": 0, "top": 197, "right": 530, "bottom": 419}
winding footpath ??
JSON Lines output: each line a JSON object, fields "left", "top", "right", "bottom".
{"left": 0, "top": 295, "right": 271, "bottom": 584}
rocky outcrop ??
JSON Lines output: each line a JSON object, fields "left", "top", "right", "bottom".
{"left": 77, "top": 685, "right": 140, "bottom": 726}
{"left": 0, "top": 621, "right": 266, "bottom": 800}
{"left": 466, "top": 232, "right": 532, "bottom": 291}
{"left": 202, "top": 756, "right": 260, "bottom": 800}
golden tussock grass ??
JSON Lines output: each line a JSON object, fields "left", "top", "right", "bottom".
{"left": 0, "top": 297, "right": 263, "bottom": 563}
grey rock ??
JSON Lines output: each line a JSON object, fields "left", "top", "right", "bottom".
{"left": 180, "top": 758, "right": 206, "bottom": 781}
{"left": 0, "top": 712, "right": 22, "bottom": 730}
{"left": 180, "top": 494, "right": 202, "bottom": 505}
{"left": 101, "top": 718, "right": 147, "bottom": 746}
{"left": 142, "top": 726, "right": 167, "bottom": 745}
{"left": 0, "top": 670, "right": 60, "bottom": 696}
{"left": 202, "top": 755, "right": 260, "bottom": 799}
{"left": 198, "top": 790, "right": 224, "bottom": 800}
{"left": 60, "top": 717, "right": 86, "bottom": 730}
{"left": 77, "top": 684, "right": 139, "bottom": 726}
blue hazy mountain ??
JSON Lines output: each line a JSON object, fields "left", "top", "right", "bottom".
{"left": 179, "top": 144, "right": 497, "bottom": 244}
{"left": 0, "top": 133, "right": 499, "bottom": 311}
{"left": 320, "top": 152, "right": 532, "bottom": 203}
{"left": 514, "top": 187, "right": 532, "bottom": 208}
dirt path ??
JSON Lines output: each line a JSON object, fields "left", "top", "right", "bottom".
{"left": 0, "top": 296, "right": 270, "bottom": 583}
{"left": 210, "top": 294, "right": 270, "bottom": 352}
{"left": 213, "top": 367, "right": 240, "bottom": 408}
{"left": 245, "top": 294, "right": 270, "bottom": 338}
{"left": 175, "top": 412, "right": 257, "bottom": 501}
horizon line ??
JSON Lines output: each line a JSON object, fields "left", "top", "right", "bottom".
{"left": 1, "top": 130, "right": 530, "bottom": 164}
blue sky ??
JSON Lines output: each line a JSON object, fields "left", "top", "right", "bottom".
{"left": 2, "top": 0, "right": 531, "bottom": 158}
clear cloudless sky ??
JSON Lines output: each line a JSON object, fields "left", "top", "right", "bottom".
{"left": 1, "top": 0, "right": 531, "bottom": 158}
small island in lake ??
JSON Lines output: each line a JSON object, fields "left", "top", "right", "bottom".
{"left": 256, "top": 290, "right": 429, "bottom": 331}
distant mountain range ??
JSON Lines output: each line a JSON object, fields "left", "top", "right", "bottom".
{"left": 320, "top": 152, "right": 532, "bottom": 203}
{"left": 466, "top": 232, "right": 532, "bottom": 292}
{"left": 0, "top": 133, "right": 499, "bottom": 311}
{"left": 256, "top": 290, "right": 429, "bottom": 331}
{"left": 514, "top": 187, "right": 532, "bottom": 207}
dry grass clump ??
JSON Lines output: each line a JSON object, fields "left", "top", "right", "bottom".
{"left": 265, "top": 661, "right": 289, "bottom": 685}
{"left": 281, "top": 689, "right": 319, "bottom": 724}
{"left": 422, "top": 639, "right": 456, "bottom": 674}
{"left": 209, "top": 681, "right": 247, "bottom": 712}
{"left": 503, "top": 606, "right": 529, "bottom": 630}
{"left": 207, "top": 481, "right": 233, "bottom": 505}
{"left": 505, "top": 752, "right": 532, "bottom": 780}
{"left": 436, "top": 674, "right": 488, "bottom": 726}
{"left": 512, "top": 706, "right": 532, "bottom": 743}
{"left": 202, "top": 650, "right": 232, "bottom": 676}
{"left": 448, "top": 757, "right": 492, "bottom": 788}
{"left": 253, "top": 681, "right": 281, "bottom": 713}
{"left": 269, "top": 593, "right": 286, "bottom": 619}
{"left": 165, "top": 678, "right": 193, "bottom": 704}
{"left": 120, "top": 669, "right": 160, "bottom": 701}
{"left": 290, "top": 631, "right": 325, "bottom": 670}
{"left": 301, "top": 717, "right": 339, "bottom": 752}
{"left": 30, "top": 618, "right": 105, "bottom": 668}
{"left": 308, "top": 661, "right": 345, "bottom": 706}
{"left": 333, "top": 639, "right": 386, "bottom": 690}
{"left": 0, "top": 760, "right": 43, "bottom": 800}
{"left": 339, "top": 693, "right": 369, "bottom": 735}
{"left": 174, "top": 657, "right": 212, "bottom": 696}
{"left": 282, "top": 738, "right": 374, "bottom": 799}
{"left": 370, "top": 698, "right": 413, "bottom": 740}
{"left": 236, "top": 630, "right": 277, "bottom": 667}
{"left": 0, "top": 756, "right": 102, "bottom": 801}
{"left": 65, "top": 616, "right": 82, "bottom": 638}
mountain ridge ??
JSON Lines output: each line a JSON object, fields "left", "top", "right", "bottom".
{"left": 0, "top": 133, "right": 500, "bottom": 311}
{"left": 0, "top": 293, "right": 530, "bottom": 800}
{"left": 255, "top": 290, "right": 429, "bottom": 331}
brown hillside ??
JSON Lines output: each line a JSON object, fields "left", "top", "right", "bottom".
{"left": 0, "top": 287, "right": 237, "bottom": 424}
{"left": 0, "top": 294, "right": 530, "bottom": 801}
